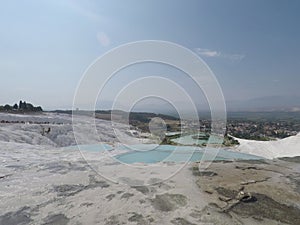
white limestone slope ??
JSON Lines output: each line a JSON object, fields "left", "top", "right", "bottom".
{"left": 232, "top": 133, "right": 300, "bottom": 159}
{"left": 0, "top": 112, "right": 129, "bottom": 147}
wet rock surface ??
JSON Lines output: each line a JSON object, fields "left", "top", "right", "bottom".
{"left": 42, "top": 213, "right": 69, "bottom": 225}
{"left": 0, "top": 207, "right": 32, "bottom": 225}
{"left": 194, "top": 158, "right": 300, "bottom": 225}
{"left": 127, "top": 212, "right": 154, "bottom": 225}
{"left": 191, "top": 167, "right": 218, "bottom": 177}
{"left": 231, "top": 193, "right": 300, "bottom": 224}
{"left": 38, "top": 161, "right": 88, "bottom": 174}
{"left": 151, "top": 193, "right": 187, "bottom": 212}
{"left": 279, "top": 156, "right": 300, "bottom": 163}
{"left": 171, "top": 217, "right": 197, "bottom": 225}
{"left": 53, "top": 184, "right": 86, "bottom": 197}
{"left": 132, "top": 185, "right": 150, "bottom": 194}
{"left": 120, "top": 192, "right": 134, "bottom": 200}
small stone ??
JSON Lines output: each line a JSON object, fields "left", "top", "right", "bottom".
{"left": 219, "top": 196, "right": 232, "bottom": 202}
{"left": 204, "top": 189, "right": 214, "bottom": 194}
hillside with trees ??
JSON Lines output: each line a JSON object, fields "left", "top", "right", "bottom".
{"left": 0, "top": 100, "right": 43, "bottom": 113}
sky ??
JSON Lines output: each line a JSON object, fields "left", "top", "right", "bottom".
{"left": 0, "top": 0, "right": 300, "bottom": 110}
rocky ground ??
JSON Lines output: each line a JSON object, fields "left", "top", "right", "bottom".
{"left": 1, "top": 150, "right": 299, "bottom": 225}
{"left": 192, "top": 157, "right": 300, "bottom": 225}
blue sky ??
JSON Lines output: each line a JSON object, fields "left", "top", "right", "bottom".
{"left": 0, "top": 0, "right": 299, "bottom": 110}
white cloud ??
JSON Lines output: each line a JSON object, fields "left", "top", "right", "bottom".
{"left": 195, "top": 48, "right": 221, "bottom": 57}
{"left": 96, "top": 32, "right": 111, "bottom": 47}
{"left": 195, "top": 48, "right": 245, "bottom": 62}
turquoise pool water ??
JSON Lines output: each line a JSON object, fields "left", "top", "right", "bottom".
{"left": 171, "top": 134, "right": 223, "bottom": 145}
{"left": 67, "top": 143, "right": 264, "bottom": 163}
{"left": 115, "top": 145, "right": 264, "bottom": 163}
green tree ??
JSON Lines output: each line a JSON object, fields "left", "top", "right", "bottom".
{"left": 4, "top": 104, "right": 12, "bottom": 111}
{"left": 13, "top": 103, "right": 18, "bottom": 110}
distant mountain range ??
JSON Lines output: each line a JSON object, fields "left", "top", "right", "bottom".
{"left": 125, "top": 95, "right": 300, "bottom": 114}
{"left": 75, "top": 95, "right": 300, "bottom": 116}
{"left": 226, "top": 96, "right": 300, "bottom": 112}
